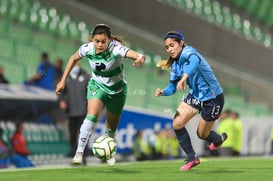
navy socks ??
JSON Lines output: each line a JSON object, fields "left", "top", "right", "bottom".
{"left": 175, "top": 127, "right": 195, "bottom": 160}
{"left": 205, "top": 130, "right": 222, "bottom": 147}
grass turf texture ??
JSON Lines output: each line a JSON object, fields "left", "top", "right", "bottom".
{"left": 1, "top": 157, "right": 272, "bottom": 181}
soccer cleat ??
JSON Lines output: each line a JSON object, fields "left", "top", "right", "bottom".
{"left": 180, "top": 157, "right": 200, "bottom": 171}
{"left": 209, "top": 133, "right": 228, "bottom": 151}
{"left": 71, "top": 152, "right": 83, "bottom": 165}
{"left": 106, "top": 157, "right": 116, "bottom": 166}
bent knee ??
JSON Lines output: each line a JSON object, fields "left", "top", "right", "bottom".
{"left": 173, "top": 121, "right": 184, "bottom": 130}
{"left": 173, "top": 111, "right": 186, "bottom": 129}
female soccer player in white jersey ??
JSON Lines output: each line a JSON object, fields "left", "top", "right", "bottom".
{"left": 155, "top": 30, "right": 227, "bottom": 170}
{"left": 55, "top": 24, "right": 145, "bottom": 166}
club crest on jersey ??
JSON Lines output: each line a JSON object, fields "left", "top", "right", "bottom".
{"left": 91, "top": 90, "right": 97, "bottom": 96}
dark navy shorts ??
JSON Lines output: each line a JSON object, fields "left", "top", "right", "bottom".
{"left": 183, "top": 93, "right": 224, "bottom": 121}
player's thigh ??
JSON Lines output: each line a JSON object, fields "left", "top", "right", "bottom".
{"left": 86, "top": 80, "right": 106, "bottom": 117}
{"left": 197, "top": 93, "right": 224, "bottom": 138}
{"left": 87, "top": 98, "right": 105, "bottom": 118}
{"left": 105, "top": 89, "right": 127, "bottom": 130}
{"left": 105, "top": 87, "right": 127, "bottom": 116}
{"left": 201, "top": 93, "right": 224, "bottom": 121}
{"left": 173, "top": 102, "right": 198, "bottom": 129}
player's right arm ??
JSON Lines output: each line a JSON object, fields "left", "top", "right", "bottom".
{"left": 155, "top": 80, "right": 178, "bottom": 97}
{"left": 155, "top": 70, "right": 180, "bottom": 97}
{"left": 55, "top": 51, "right": 81, "bottom": 94}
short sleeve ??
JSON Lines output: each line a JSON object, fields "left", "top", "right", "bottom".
{"left": 78, "top": 43, "right": 92, "bottom": 58}
{"left": 110, "top": 41, "right": 129, "bottom": 57}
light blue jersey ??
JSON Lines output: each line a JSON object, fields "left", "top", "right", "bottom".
{"left": 163, "top": 46, "right": 223, "bottom": 101}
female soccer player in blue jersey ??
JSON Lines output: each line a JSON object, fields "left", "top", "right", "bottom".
{"left": 56, "top": 24, "right": 145, "bottom": 166}
{"left": 155, "top": 30, "right": 227, "bottom": 170}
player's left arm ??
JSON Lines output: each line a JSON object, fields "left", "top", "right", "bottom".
{"left": 125, "top": 49, "right": 145, "bottom": 66}
{"left": 177, "top": 54, "right": 200, "bottom": 91}
{"left": 177, "top": 74, "right": 188, "bottom": 91}
{"left": 155, "top": 71, "right": 179, "bottom": 97}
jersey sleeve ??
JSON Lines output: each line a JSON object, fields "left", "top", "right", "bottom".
{"left": 78, "top": 43, "right": 92, "bottom": 58}
{"left": 169, "top": 71, "right": 180, "bottom": 81}
{"left": 162, "top": 70, "right": 180, "bottom": 96}
{"left": 112, "top": 42, "right": 129, "bottom": 57}
{"left": 162, "top": 81, "right": 177, "bottom": 96}
{"left": 183, "top": 54, "right": 200, "bottom": 75}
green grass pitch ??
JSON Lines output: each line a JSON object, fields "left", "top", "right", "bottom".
{"left": 1, "top": 157, "right": 272, "bottom": 181}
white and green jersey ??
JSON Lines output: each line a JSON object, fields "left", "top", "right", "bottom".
{"left": 78, "top": 39, "right": 129, "bottom": 94}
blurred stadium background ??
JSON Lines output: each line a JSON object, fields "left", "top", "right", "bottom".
{"left": 0, "top": 0, "right": 273, "bottom": 167}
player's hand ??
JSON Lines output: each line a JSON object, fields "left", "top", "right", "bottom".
{"left": 55, "top": 81, "right": 65, "bottom": 94}
{"left": 155, "top": 88, "right": 163, "bottom": 97}
{"left": 177, "top": 79, "right": 186, "bottom": 91}
{"left": 132, "top": 54, "right": 145, "bottom": 66}
{"left": 177, "top": 74, "right": 188, "bottom": 91}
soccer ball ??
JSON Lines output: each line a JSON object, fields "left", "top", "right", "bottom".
{"left": 92, "top": 135, "right": 116, "bottom": 161}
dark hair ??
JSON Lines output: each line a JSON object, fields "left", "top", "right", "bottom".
{"left": 41, "top": 52, "right": 48, "bottom": 58}
{"left": 91, "top": 24, "right": 125, "bottom": 45}
{"left": 92, "top": 24, "right": 111, "bottom": 38}
{"left": 163, "top": 30, "right": 185, "bottom": 68}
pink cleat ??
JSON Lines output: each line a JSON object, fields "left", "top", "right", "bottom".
{"left": 180, "top": 157, "right": 200, "bottom": 171}
{"left": 209, "top": 133, "right": 228, "bottom": 151}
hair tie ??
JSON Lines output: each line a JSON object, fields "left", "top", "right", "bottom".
{"left": 176, "top": 29, "right": 184, "bottom": 40}
{"left": 163, "top": 30, "right": 185, "bottom": 40}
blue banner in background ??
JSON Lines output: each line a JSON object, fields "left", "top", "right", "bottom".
{"left": 91, "top": 108, "right": 173, "bottom": 154}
